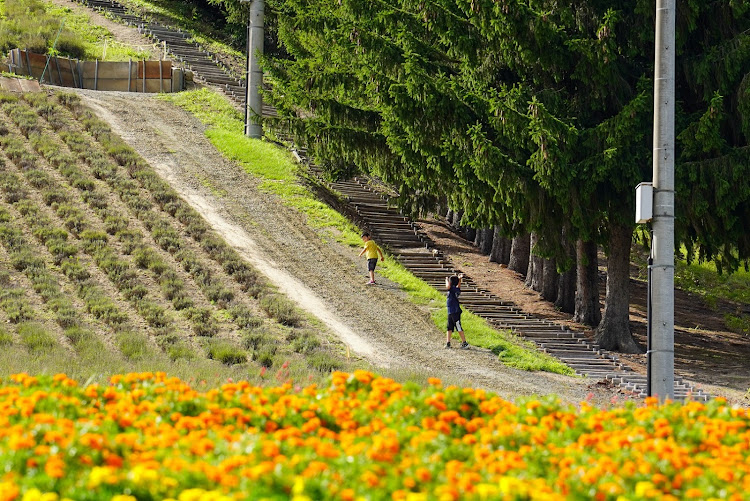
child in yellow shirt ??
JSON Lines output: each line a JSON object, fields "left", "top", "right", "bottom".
{"left": 358, "top": 233, "right": 385, "bottom": 285}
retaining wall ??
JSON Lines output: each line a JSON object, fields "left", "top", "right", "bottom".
{"left": 7, "top": 49, "right": 184, "bottom": 93}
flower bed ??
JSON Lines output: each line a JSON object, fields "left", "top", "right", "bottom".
{"left": 0, "top": 372, "right": 748, "bottom": 501}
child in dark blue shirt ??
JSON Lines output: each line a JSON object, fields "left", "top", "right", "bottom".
{"left": 445, "top": 274, "right": 469, "bottom": 349}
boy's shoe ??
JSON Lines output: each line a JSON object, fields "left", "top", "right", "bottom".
{"left": 444, "top": 342, "right": 451, "bottom": 349}
{"left": 460, "top": 341, "right": 469, "bottom": 350}
{"left": 367, "top": 280, "right": 376, "bottom": 285}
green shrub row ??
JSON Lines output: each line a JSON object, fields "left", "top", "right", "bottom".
{"left": 8, "top": 99, "right": 220, "bottom": 344}
{"left": 0, "top": 178, "right": 110, "bottom": 354}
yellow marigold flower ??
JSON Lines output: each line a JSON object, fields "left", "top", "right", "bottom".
{"left": 87, "top": 466, "right": 118, "bottom": 489}
{"left": 475, "top": 484, "right": 499, "bottom": 500}
{"left": 178, "top": 490, "right": 205, "bottom": 501}
{"left": 21, "top": 489, "right": 41, "bottom": 501}
{"left": 635, "top": 481, "right": 655, "bottom": 498}
{"left": 128, "top": 464, "right": 159, "bottom": 485}
{"left": 111, "top": 496, "right": 137, "bottom": 501}
{"left": 292, "top": 477, "right": 305, "bottom": 495}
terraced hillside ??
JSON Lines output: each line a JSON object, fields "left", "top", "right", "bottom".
{"left": 0, "top": 90, "right": 353, "bottom": 382}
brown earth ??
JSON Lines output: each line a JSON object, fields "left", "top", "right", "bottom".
{"left": 40, "top": 0, "right": 750, "bottom": 407}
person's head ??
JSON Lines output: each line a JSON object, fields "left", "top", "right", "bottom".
{"left": 449, "top": 275, "right": 460, "bottom": 287}
{"left": 361, "top": 232, "right": 370, "bottom": 242}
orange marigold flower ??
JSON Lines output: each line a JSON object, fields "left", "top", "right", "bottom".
{"left": 361, "top": 470, "right": 380, "bottom": 488}
{"left": 0, "top": 481, "right": 19, "bottom": 501}
{"left": 339, "top": 489, "right": 355, "bottom": 501}
{"left": 415, "top": 468, "right": 431, "bottom": 483}
{"left": 44, "top": 455, "right": 65, "bottom": 478}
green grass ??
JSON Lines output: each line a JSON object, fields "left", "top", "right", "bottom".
{"left": 45, "top": 3, "right": 151, "bottom": 61}
{"left": 0, "top": 0, "right": 150, "bottom": 61}
{"left": 674, "top": 258, "right": 750, "bottom": 305}
{"left": 160, "top": 88, "right": 572, "bottom": 375}
{"left": 673, "top": 253, "right": 750, "bottom": 336}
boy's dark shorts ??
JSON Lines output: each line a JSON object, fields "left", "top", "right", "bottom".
{"left": 447, "top": 312, "right": 463, "bottom": 332}
{"left": 367, "top": 258, "right": 378, "bottom": 271}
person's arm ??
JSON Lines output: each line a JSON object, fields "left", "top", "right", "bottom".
{"left": 457, "top": 274, "right": 463, "bottom": 288}
{"left": 358, "top": 246, "right": 366, "bottom": 257}
{"left": 445, "top": 276, "right": 451, "bottom": 290}
{"left": 378, "top": 246, "right": 385, "bottom": 261}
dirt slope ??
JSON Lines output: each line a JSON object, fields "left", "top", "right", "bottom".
{"left": 74, "top": 90, "right": 612, "bottom": 403}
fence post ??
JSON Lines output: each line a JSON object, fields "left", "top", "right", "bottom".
{"left": 68, "top": 58, "right": 77, "bottom": 88}
{"left": 25, "top": 49, "right": 32, "bottom": 78}
{"left": 142, "top": 60, "right": 146, "bottom": 93}
{"left": 159, "top": 57, "right": 163, "bottom": 93}
{"left": 128, "top": 59, "right": 132, "bottom": 92}
{"left": 55, "top": 56, "right": 63, "bottom": 86}
{"left": 95, "top": 59, "right": 99, "bottom": 90}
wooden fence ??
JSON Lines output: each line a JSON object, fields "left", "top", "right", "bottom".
{"left": 6, "top": 49, "right": 184, "bottom": 93}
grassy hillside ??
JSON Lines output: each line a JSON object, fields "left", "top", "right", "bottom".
{"left": 0, "top": 0, "right": 151, "bottom": 61}
{"left": 0, "top": 89, "right": 358, "bottom": 384}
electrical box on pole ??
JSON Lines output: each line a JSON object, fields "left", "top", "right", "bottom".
{"left": 635, "top": 182, "right": 653, "bottom": 224}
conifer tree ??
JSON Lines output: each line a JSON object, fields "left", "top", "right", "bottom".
{"left": 263, "top": 0, "right": 750, "bottom": 353}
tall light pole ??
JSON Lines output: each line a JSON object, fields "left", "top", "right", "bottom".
{"left": 650, "top": 0, "right": 676, "bottom": 400}
{"left": 241, "top": 0, "right": 264, "bottom": 138}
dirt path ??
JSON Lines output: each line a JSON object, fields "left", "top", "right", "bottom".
{"left": 72, "top": 90, "right": 610, "bottom": 403}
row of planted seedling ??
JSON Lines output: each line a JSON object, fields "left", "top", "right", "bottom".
{"left": 0, "top": 154, "right": 158, "bottom": 361}
{"left": 0, "top": 90, "right": 343, "bottom": 374}
{"left": 0, "top": 98, "right": 248, "bottom": 364}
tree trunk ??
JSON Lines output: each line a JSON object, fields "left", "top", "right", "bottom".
{"left": 508, "top": 233, "right": 530, "bottom": 276}
{"left": 474, "top": 227, "right": 493, "bottom": 255}
{"left": 451, "top": 210, "right": 463, "bottom": 228}
{"left": 556, "top": 266, "right": 576, "bottom": 314}
{"left": 525, "top": 233, "right": 544, "bottom": 291}
{"left": 574, "top": 239, "right": 601, "bottom": 326}
{"left": 446, "top": 209, "right": 454, "bottom": 223}
{"left": 465, "top": 227, "right": 477, "bottom": 242}
{"left": 489, "top": 227, "right": 512, "bottom": 264}
{"left": 595, "top": 224, "right": 643, "bottom": 353}
{"left": 541, "top": 258, "right": 558, "bottom": 302}
{"left": 555, "top": 229, "right": 576, "bottom": 314}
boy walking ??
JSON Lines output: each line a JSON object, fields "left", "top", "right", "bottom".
{"left": 359, "top": 233, "right": 385, "bottom": 285}
{"left": 445, "top": 274, "right": 469, "bottom": 349}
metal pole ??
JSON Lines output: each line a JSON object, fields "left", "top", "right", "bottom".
{"left": 650, "top": 0, "right": 676, "bottom": 400}
{"left": 647, "top": 255, "right": 653, "bottom": 396}
{"left": 244, "top": 0, "right": 264, "bottom": 138}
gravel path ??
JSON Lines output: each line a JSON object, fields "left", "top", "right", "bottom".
{"left": 73, "top": 90, "right": 608, "bottom": 403}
